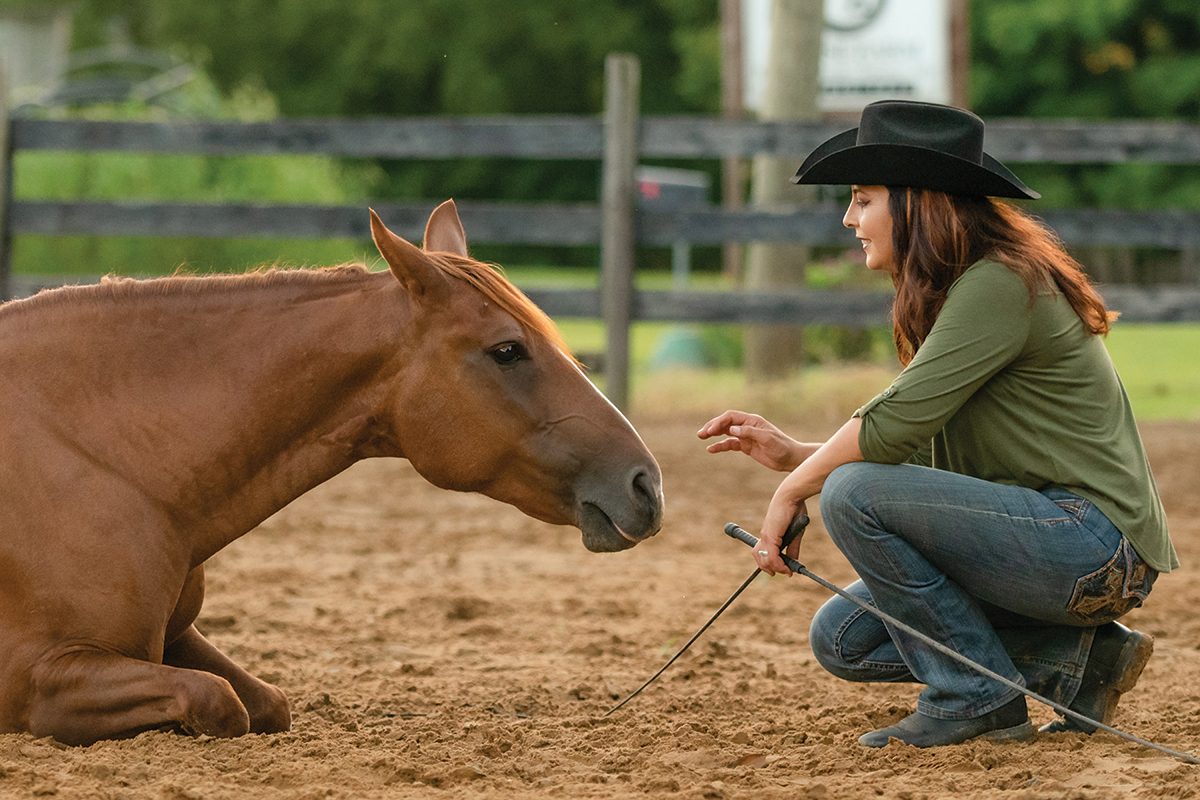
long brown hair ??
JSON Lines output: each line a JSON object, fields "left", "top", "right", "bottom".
{"left": 886, "top": 188, "right": 1115, "bottom": 365}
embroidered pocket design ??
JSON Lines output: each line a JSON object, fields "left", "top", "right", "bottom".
{"left": 1067, "top": 538, "right": 1156, "bottom": 624}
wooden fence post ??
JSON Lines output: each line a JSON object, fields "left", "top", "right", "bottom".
{"left": 0, "top": 64, "right": 12, "bottom": 301}
{"left": 600, "top": 53, "right": 640, "bottom": 412}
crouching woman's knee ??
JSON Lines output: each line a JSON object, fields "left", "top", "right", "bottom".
{"left": 819, "top": 462, "right": 876, "bottom": 546}
{"left": 808, "top": 594, "right": 863, "bottom": 682}
{"left": 808, "top": 587, "right": 910, "bottom": 684}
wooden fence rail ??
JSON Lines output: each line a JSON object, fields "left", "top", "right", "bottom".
{"left": 5, "top": 54, "right": 1200, "bottom": 408}
{"left": 15, "top": 201, "right": 1200, "bottom": 251}
{"left": 14, "top": 115, "right": 1200, "bottom": 164}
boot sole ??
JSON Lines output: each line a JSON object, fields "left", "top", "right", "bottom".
{"left": 984, "top": 721, "right": 1035, "bottom": 742}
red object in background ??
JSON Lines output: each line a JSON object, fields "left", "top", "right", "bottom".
{"left": 640, "top": 181, "right": 662, "bottom": 200}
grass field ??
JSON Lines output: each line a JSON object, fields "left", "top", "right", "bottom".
{"left": 1103, "top": 324, "right": 1200, "bottom": 421}
{"left": 548, "top": 317, "right": 1200, "bottom": 423}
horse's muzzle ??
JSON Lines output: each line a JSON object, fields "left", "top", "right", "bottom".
{"left": 577, "top": 465, "right": 664, "bottom": 553}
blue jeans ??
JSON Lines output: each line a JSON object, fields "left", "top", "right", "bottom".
{"left": 811, "top": 463, "right": 1156, "bottom": 721}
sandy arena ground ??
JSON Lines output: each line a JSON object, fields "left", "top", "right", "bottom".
{"left": 1, "top": 412, "right": 1197, "bottom": 799}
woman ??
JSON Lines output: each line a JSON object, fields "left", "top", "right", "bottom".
{"left": 698, "top": 100, "right": 1176, "bottom": 748}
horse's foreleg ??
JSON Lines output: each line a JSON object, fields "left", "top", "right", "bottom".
{"left": 164, "top": 625, "right": 291, "bottom": 734}
{"left": 29, "top": 650, "right": 250, "bottom": 746}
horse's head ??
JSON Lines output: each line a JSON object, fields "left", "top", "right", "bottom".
{"left": 368, "top": 202, "right": 663, "bottom": 552}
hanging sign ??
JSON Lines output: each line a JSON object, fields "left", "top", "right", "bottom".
{"left": 743, "top": 0, "right": 952, "bottom": 113}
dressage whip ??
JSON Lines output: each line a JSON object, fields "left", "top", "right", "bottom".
{"left": 605, "top": 521, "right": 1200, "bottom": 766}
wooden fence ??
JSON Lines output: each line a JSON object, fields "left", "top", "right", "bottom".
{"left": 4, "top": 54, "right": 1200, "bottom": 408}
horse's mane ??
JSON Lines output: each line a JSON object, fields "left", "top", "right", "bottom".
{"left": 1, "top": 263, "right": 372, "bottom": 316}
{"left": 3, "top": 257, "right": 580, "bottom": 366}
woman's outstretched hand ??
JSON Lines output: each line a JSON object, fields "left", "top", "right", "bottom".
{"left": 697, "top": 410, "right": 810, "bottom": 472}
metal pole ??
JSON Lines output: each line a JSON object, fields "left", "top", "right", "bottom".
{"left": 720, "top": 0, "right": 745, "bottom": 281}
{"left": 744, "top": 0, "right": 824, "bottom": 380}
{"left": 0, "top": 63, "right": 13, "bottom": 301}
{"left": 671, "top": 240, "right": 691, "bottom": 290}
{"left": 600, "top": 53, "right": 640, "bottom": 412}
{"left": 950, "top": 0, "right": 971, "bottom": 108}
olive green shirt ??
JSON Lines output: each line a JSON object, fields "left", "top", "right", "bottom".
{"left": 855, "top": 260, "right": 1177, "bottom": 573}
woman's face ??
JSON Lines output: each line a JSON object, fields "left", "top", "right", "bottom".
{"left": 843, "top": 185, "right": 897, "bottom": 273}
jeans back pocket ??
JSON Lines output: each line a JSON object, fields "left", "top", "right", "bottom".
{"left": 1067, "top": 537, "right": 1157, "bottom": 625}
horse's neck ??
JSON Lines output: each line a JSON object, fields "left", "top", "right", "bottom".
{"left": 38, "top": 272, "right": 402, "bottom": 562}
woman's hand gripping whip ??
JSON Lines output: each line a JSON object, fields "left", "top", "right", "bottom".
{"left": 601, "top": 515, "right": 810, "bottom": 718}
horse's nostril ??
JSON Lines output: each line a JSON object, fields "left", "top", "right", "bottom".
{"left": 630, "top": 466, "right": 664, "bottom": 527}
{"left": 631, "top": 467, "right": 651, "bottom": 500}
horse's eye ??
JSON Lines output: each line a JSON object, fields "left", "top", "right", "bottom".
{"left": 490, "top": 342, "right": 527, "bottom": 366}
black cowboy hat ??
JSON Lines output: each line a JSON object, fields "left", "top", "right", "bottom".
{"left": 791, "top": 100, "right": 1039, "bottom": 200}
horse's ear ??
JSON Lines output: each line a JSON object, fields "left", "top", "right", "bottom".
{"left": 369, "top": 209, "right": 446, "bottom": 297}
{"left": 423, "top": 199, "right": 468, "bottom": 257}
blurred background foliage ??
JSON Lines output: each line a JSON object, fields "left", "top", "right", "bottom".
{"left": 65, "top": 0, "right": 724, "bottom": 209}
{"left": 7, "top": 0, "right": 1200, "bottom": 257}
{"left": 969, "top": 0, "right": 1200, "bottom": 287}
{"left": 9, "top": 71, "right": 383, "bottom": 274}
{"left": 972, "top": 0, "right": 1200, "bottom": 209}
{"left": 972, "top": 0, "right": 1200, "bottom": 120}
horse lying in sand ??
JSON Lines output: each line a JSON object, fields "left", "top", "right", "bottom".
{"left": 0, "top": 201, "right": 663, "bottom": 745}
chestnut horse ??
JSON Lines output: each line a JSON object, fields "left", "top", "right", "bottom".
{"left": 0, "top": 201, "right": 663, "bottom": 745}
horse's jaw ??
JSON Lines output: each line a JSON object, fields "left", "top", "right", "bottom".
{"left": 578, "top": 503, "right": 642, "bottom": 552}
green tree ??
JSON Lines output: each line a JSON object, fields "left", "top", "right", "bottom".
{"left": 972, "top": 0, "right": 1200, "bottom": 211}
{"left": 972, "top": 0, "right": 1200, "bottom": 283}
{"left": 47, "top": 0, "right": 723, "bottom": 267}
{"left": 59, "top": 1, "right": 720, "bottom": 202}
{"left": 70, "top": 0, "right": 718, "bottom": 118}
{"left": 973, "top": 0, "right": 1200, "bottom": 120}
